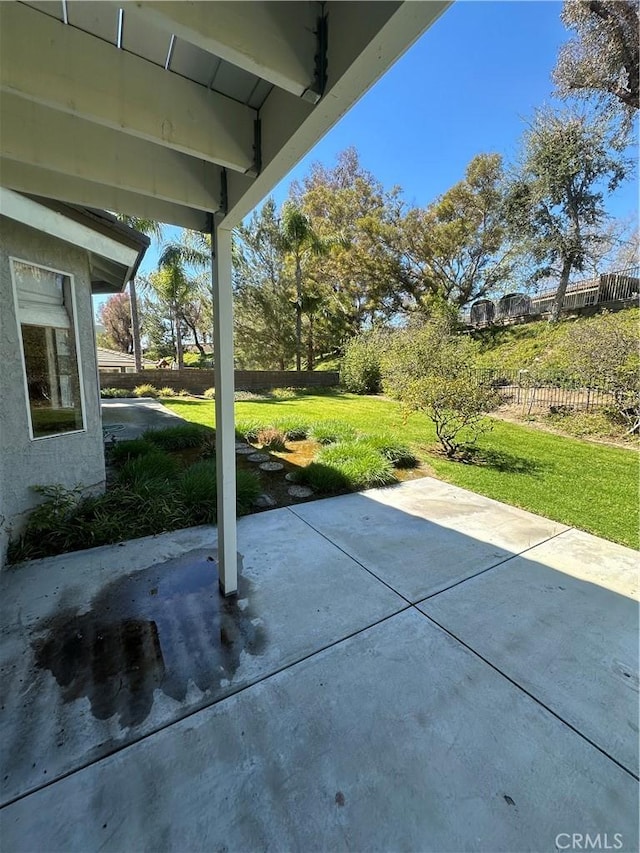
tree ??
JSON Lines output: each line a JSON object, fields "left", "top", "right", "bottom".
{"left": 146, "top": 267, "right": 191, "bottom": 368}
{"left": 382, "top": 315, "right": 501, "bottom": 458}
{"left": 115, "top": 216, "right": 163, "bottom": 370}
{"left": 279, "top": 202, "right": 330, "bottom": 371}
{"left": 507, "top": 108, "right": 629, "bottom": 321}
{"left": 293, "top": 148, "right": 402, "bottom": 337}
{"left": 233, "top": 199, "right": 295, "bottom": 370}
{"left": 98, "top": 293, "right": 133, "bottom": 353}
{"left": 156, "top": 230, "right": 211, "bottom": 368}
{"left": 553, "top": 0, "right": 639, "bottom": 124}
{"left": 379, "top": 154, "right": 514, "bottom": 314}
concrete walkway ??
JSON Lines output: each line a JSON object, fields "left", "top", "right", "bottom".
{"left": 101, "top": 397, "right": 185, "bottom": 441}
{"left": 1, "top": 478, "right": 638, "bottom": 851}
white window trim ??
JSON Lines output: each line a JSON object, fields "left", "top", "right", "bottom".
{"left": 10, "top": 256, "right": 87, "bottom": 441}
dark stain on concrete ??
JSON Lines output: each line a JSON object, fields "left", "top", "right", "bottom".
{"left": 335, "top": 791, "right": 346, "bottom": 807}
{"left": 32, "top": 550, "right": 266, "bottom": 728}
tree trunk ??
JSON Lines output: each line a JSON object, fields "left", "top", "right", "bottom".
{"left": 295, "top": 257, "right": 302, "bottom": 371}
{"left": 550, "top": 258, "right": 573, "bottom": 322}
{"left": 306, "top": 312, "right": 315, "bottom": 371}
{"left": 129, "top": 277, "right": 143, "bottom": 371}
{"left": 174, "top": 305, "right": 184, "bottom": 369}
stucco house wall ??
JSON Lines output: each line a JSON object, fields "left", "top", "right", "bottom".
{"left": 0, "top": 217, "right": 105, "bottom": 565}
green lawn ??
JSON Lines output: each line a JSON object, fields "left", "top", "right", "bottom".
{"left": 164, "top": 392, "right": 639, "bottom": 550}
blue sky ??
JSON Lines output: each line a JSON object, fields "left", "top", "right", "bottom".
{"left": 132, "top": 0, "right": 638, "bottom": 282}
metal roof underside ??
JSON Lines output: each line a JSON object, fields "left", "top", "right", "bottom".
{"left": 0, "top": 0, "right": 450, "bottom": 231}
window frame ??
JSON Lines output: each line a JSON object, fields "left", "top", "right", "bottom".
{"left": 10, "top": 256, "right": 87, "bottom": 441}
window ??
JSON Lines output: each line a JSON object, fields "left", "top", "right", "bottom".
{"left": 11, "top": 260, "right": 85, "bottom": 439}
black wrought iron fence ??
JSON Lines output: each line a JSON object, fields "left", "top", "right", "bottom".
{"left": 470, "top": 368, "right": 624, "bottom": 413}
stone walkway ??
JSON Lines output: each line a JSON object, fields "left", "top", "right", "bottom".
{"left": 1, "top": 478, "right": 637, "bottom": 851}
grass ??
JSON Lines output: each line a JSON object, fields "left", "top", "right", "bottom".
{"left": 472, "top": 307, "right": 639, "bottom": 369}
{"left": 164, "top": 391, "right": 639, "bottom": 549}
{"left": 315, "top": 441, "right": 396, "bottom": 490}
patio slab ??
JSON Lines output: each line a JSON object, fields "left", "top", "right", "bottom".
{"left": 419, "top": 527, "right": 640, "bottom": 775}
{"left": 1, "top": 509, "right": 405, "bottom": 805}
{"left": 291, "top": 477, "right": 568, "bottom": 601}
{"left": 2, "top": 609, "right": 637, "bottom": 852}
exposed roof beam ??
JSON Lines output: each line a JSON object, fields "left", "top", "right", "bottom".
{"left": 1, "top": 94, "right": 222, "bottom": 215}
{"left": 0, "top": 159, "right": 210, "bottom": 231}
{"left": 118, "top": 1, "right": 318, "bottom": 98}
{"left": 0, "top": 2, "right": 256, "bottom": 173}
{"left": 224, "top": 0, "right": 450, "bottom": 226}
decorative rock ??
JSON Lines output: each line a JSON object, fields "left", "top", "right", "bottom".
{"left": 259, "top": 461, "right": 284, "bottom": 472}
{"left": 235, "top": 445, "right": 256, "bottom": 455}
{"left": 236, "top": 441, "right": 249, "bottom": 449}
{"left": 287, "top": 485, "right": 314, "bottom": 499}
{"left": 253, "top": 493, "right": 277, "bottom": 509}
{"left": 247, "top": 452, "right": 270, "bottom": 463}
{"left": 284, "top": 472, "right": 298, "bottom": 482}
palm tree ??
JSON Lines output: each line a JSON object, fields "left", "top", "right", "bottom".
{"left": 116, "top": 216, "right": 163, "bottom": 371}
{"left": 280, "top": 203, "right": 330, "bottom": 371}
{"left": 157, "top": 230, "right": 211, "bottom": 369}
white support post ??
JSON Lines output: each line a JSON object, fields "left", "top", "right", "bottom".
{"left": 212, "top": 222, "right": 238, "bottom": 596}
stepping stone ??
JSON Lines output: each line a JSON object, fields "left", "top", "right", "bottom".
{"left": 236, "top": 441, "right": 249, "bottom": 449}
{"left": 287, "top": 485, "right": 314, "bottom": 499}
{"left": 236, "top": 445, "right": 256, "bottom": 455}
{"left": 259, "top": 461, "right": 284, "bottom": 472}
{"left": 253, "top": 493, "right": 277, "bottom": 509}
{"left": 247, "top": 452, "right": 270, "bottom": 463}
{"left": 285, "top": 472, "right": 298, "bottom": 483}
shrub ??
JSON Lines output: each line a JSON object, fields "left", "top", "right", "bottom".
{"left": 383, "top": 316, "right": 501, "bottom": 458}
{"left": 315, "top": 441, "right": 396, "bottom": 490}
{"left": 341, "top": 331, "right": 387, "bottom": 394}
{"left": 358, "top": 435, "right": 418, "bottom": 468}
{"left": 274, "top": 418, "right": 310, "bottom": 440}
{"left": 270, "top": 387, "right": 297, "bottom": 400}
{"left": 235, "top": 419, "right": 262, "bottom": 442}
{"left": 257, "top": 427, "right": 287, "bottom": 451}
{"left": 117, "top": 451, "right": 178, "bottom": 488}
{"left": 178, "top": 461, "right": 217, "bottom": 525}
{"left": 133, "top": 384, "right": 160, "bottom": 398}
{"left": 108, "top": 438, "right": 157, "bottom": 468}
{"left": 236, "top": 469, "right": 262, "bottom": 514}
{"left": 550, "top": 311, "right": 640, "bottom": 434}
{"left": 296, "top": 462, "right": 350, "bottom": 494}
{"left": 101, "top": 388, "right": 133, "bottom": 398}
{"left": 203, "top": 387, "right": 216, "bottom": 399}
{"left": 143, "top": 423, "right": 213, "bottom": 451}
{"left": 159, "top": 386, "right": 177, "bottom": 397}
{"left": 176, "top": 389, "right": 192, "bottom": 397}
{"left": 309, "top": 420, "right": 357, "bottom": 445}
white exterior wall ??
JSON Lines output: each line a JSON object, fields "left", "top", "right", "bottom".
{"left": 0, "top": 217, "right": 105, "bottom": 567}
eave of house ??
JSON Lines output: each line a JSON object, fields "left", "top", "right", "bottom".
{"left": 0, "top": 187, "right": 150, "bottom": 292}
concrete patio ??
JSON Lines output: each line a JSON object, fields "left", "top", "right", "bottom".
{"left": 1, "top": 477, "right": 638, "bottom": 852}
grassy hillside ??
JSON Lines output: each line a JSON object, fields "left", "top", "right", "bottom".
{"left": 471, "top": 307, "right": 639, "bottom": 369}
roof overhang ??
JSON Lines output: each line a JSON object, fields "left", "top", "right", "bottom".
{"left": 0, "top": 186, "right": 150, "bottom": 292}
{"left": 0, "top": 1, "right": 450, "bottom": 231}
